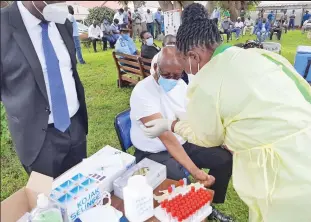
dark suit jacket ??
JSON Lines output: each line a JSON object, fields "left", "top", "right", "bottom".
{"left": 141, "top": 44, "right": 160, "bottom": 60}
{"left": 0, "top": 2, "right": 88, "bottom": 166}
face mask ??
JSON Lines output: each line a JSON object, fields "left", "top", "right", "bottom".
{"left": 32, "top": 1, "right": 68, "bottom": 24}
{"left": 158, "top": 75, "right": 178, "bottom": 92}
{"left": 186, "top": 57, "right": 200, "bottom": 75}
{"left": 146, "top": 38, "right": 153, "bottom": 46}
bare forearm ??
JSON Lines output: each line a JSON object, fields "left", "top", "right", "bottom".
{"left": 160, "top": 132, "right": 199, "bottom": 175}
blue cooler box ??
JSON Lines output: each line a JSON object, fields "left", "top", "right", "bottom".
{"left": 294, "top": 46, "right": 311, "bottom": 82}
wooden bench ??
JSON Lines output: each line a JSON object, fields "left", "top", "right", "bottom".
{"left": 140, "top": 57, "right": 152, "bottom": 77}
{"left": 113, "top": 52, "right": 146, "bottom": 87}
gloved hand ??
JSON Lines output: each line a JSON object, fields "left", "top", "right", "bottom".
{"left": 141, "top": 119, "right": 174, "bottom": 138}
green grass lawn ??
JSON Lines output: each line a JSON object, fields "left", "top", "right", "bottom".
{"left": 1, "top": 30, "right": 309, "bottom": 221}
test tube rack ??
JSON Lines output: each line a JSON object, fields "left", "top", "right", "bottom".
{"left": 154, "top": 182, "right": 213, "bottom": 222}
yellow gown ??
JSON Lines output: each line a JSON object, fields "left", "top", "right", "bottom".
{"left": 175, "top": 45, "right": 311, "bottom": 222}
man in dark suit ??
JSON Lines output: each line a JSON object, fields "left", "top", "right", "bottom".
{"left": 1, "top": 1, "right": 88, "bottom": 178}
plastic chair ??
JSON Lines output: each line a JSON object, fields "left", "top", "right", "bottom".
{"left": 114, "top": 109, "right": 190, "bottom": 177}
{"left": 114, "top": 109, "right": 132, "bottom": 152}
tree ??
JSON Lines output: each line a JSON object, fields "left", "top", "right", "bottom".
{"left": 119, "top": 1, "right": 194, "bottom": 12}
{"left": 218, "top": 1, "right": 260, "bottom": 21}
{"left": 85, "top": 6, "right": 116, "bottom": 26}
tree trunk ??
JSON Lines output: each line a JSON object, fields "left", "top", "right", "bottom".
{"left": 180, "top": 1, "right": 194, "bottom": 8}
{"left": 133, "top": 1, "right": 144, "bottom": 9}
{"left": 173, "top": 1, "right": 182, "bottom": 11}
{"left": 158, "top": 1, "right": 174, "bottom": 12}
{"left": 206, "top": 1, "right": 217, "bottom": 16}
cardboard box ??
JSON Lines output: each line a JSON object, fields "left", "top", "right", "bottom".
{"left": 113, "top": 158, "right": 167, "bottom": 199}
{"left": 51, "top": 145, "right": 136, "bottom": 221}
{"left": 1, "top": 172, "right": 53, "bottom": 222}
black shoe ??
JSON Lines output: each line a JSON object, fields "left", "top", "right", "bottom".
{"left": 80, "top": 61, "right": 86, "bottom": 64}
{"left": 208, "top": 206, "right": 234, "bottom": 222}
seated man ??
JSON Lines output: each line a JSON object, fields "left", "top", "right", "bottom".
{"left": 220, "top": 17, "right": 234, "bottom": 43}
{"left": 130, "top": 46, "right": 233, "bottom": 222}
{"left": 115, "top": 25, "right": 138, "bottom": 56}
{"left": 150, "top": 35, "right": 189, "bottom": 85}
{"left": 101, "top": 19, "right": 118, "bottom": 50}
{"left": 302, "top": 17, "right": 311, "bottom": 34}
{"left": 270, "top": 19, "right": 282, "bottom": 40}
{"left": 88, "top": 20, "right": 102, "bottom": 53}
{"left": 256, "top": 18, "right": 270, "bottom": 43}
{"left": 231, "top": 17, "right": 244, "bottom": 40}
{"left": 140, "top": 30, "right": 161, "bottom": 60}
{"left": 243, "top": 16, "right": 254, "bottom": 36}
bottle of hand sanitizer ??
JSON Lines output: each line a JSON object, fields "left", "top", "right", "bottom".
{"left": 123, "top": 175, "right": 154, "bottom": 222}
{"left": 30, "top": 193, "right": 63, "bottom": 222}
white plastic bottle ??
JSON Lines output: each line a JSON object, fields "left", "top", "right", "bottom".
{"left": 123, "top": 175, "right": 154, "bottom": 222}
{"left": 30, "top": 193, "right": 63, "bottom": 222}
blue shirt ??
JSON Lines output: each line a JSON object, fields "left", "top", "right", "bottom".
{"left": 115, "top": 35, "right": 137, "bottom": 55}
{"left": 303, "top": 13, "right": 311, "bottom": 22}
{"left": 155, "top": 11, "right": 161, "bottom": 22}
{"left": 68, "top": 14, "right": 79, "bottom": 37}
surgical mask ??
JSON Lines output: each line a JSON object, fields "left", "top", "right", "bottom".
{"left": 146, "top": 38, "right": 154, "bottom": 46}
{"left": 32, "top": 1, "right": 68, "bottom": 24}
{"left": 186, "top": 57, "right": 200, "bottom": 75}
{"left": 158, "top": 75, "right": 178, "bottom": 92}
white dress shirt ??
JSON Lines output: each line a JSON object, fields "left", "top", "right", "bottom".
{"left": 17, "top": 1, "right": 79, "bottom": 124}
{"left": 235, "top": 21, "right": 244, "bottom": 29}
{"left": 244, "top": 19, "right": 254, "bottom": 27}
{"left": 146, "top": 13, "right": 153, "bottom": 23}
{"left": 114, "top": 12, "right": 124, "bottom": 25}
{"left": 88, "top": 24, "right": 102, "bottom": 39}
{"left": 138, "top": 8, "right": 147, "bottom": 23}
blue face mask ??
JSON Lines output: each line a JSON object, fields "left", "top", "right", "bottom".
{"left": 158, "top": 76, "right": 178, "bottom": 92}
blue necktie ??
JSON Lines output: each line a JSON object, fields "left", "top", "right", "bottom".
{"left": 40, "top": 22, "right": 70, "bottom": 132}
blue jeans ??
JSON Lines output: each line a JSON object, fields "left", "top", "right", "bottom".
{"left": 289, "top": 19, "right": 295, "bottom": 30}
{"left": 231, "top": 28, "right": 241, "bottom": 38}
{"left": 73, "top": 36, "right": 85, "bottom": 64}
{"left": 147, "top": 23, "right": 154, "bottom": 38}
{"left": 256, "top": 31, "right": 269, "bottom": 43}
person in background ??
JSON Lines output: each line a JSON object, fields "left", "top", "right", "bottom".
{"left": 88, "top": 20, "right": 102, "bottom": 53}
{"left": 67, "top": 5, "right": 85, "bottom": 64}
{"left": 270, "top": 19, "right": 282, "bottom": 40}
{"left": 210, "top": 7, "right": 220, "bottom": 21}
{"left": 110, "top": 18, "right": 121, "bottom": 39}
{"left": 302, "top": 17, "right": 311, "bottom": 34}
{"left": 114, "top": 8, "right": 124, "bottom": 27}
{"left": 243, "top": 16, "right": 254, "bottom": 36}
{"left": 231, "top": 17, "right": 244, "bottom": 40}
{"left": 132, "top": 8, "right": 142, "bottom": 41}
{"left": 140, "top": 30, "right": 160, "bottom": 62}
{"left": 146, "top": 9, "right": 154, "bottom": 38}
{"left": 280, "top": 9, "right": 288, "bottom": 25}
{"left": 154, "top": 8, "right": 162, "bottom": 39}
{"left": 267, "top": 10, "right": 275, "bottom": 24}
{"left": 138, "top": 6, "right": 147, "bottom": 32}
{"left": 220, "top": 17, "right": 234, "bottom": 43}
{"left": 240, "top": 8, "right": 245, "bottom": 22}
{"left": 123, "top": 6, "right": 129, "bottom": 25}
{"left": 256, "top": 18, "right": 270, "bottom": 43}
{"left": 283, "top": 19, "right": 289, "bottom": 34}
{"left": 289, "top": 9, "right": 296, "bottom": 30}
{"left": 101, "top": 19, "right": 117, "bottom": 51}
{"left": 161, "top": 13, "right": 165, "bottom": 35}
{"left": 1, "top": 1, "right": 88, "bottom": 178}
{"left": 115, "top": 25, "right": 138, "bottom": 56}
{"left": 302, "top": 10, "right": 311, "bottom": 28}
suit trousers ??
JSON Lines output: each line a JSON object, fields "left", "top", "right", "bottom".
{"left": 132, "top": 23, "right": 142, "bottom": 41}
{"left": 23, "top": 110, "right": 87, "bottom": 178}
{"left": 134, "top": 142, "right": 232, "bottom": 203}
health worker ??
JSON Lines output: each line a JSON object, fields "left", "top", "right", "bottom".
{"left": 142, "top": 3, "right": 311, "bottom": 222}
